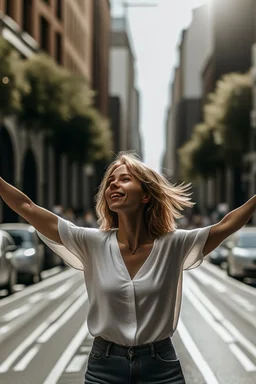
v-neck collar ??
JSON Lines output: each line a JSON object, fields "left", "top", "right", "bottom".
{"left": 111, "top": 229, "right": 158, "bottom": 281}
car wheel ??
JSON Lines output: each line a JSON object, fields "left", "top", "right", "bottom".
{"left": 23, "top": 273, "right": 35, "bottom": 285}
{"left": 6, "top": 266, "right": 17, "bottom": 295}
{"left": 34, "top": 269, "right": 42, "bottom": 283}
{"left": 227, "top": 264, "right": 243, "bottom": 282}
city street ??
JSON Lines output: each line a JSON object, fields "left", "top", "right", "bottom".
{"left": 0, "top": 262, "right": 255, "bottom": 384}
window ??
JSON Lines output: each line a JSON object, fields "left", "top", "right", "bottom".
{"left": 56, "top": 0, "right": 62, "bottom": 20}
{"left": 40, "top": 16, "right": 49, "bottom": 52}
{"left": 5, "top": 0, "right": 15, "bottom": 18}
{"left": 22, "top": 0, "right": 33, "bottom": 35}
{"left": 55, "top": 32, "right": 62, "bottom": 64}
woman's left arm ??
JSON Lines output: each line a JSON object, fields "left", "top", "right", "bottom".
{"left": 203, "top": 195, "right": 256, "bottom": 255}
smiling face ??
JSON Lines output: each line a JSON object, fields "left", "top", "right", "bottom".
{"left": 105, "top": 164, "right": 149, "bottom": 214}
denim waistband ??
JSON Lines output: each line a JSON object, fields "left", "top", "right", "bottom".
{"left": 93, "top": 337, "right": 173, "bottom": 358}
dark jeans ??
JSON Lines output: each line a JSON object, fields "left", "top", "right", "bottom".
{"left": 84, "top": 336, "right": 186, "bottom": 384}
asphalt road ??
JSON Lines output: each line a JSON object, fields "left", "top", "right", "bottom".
{"left": 0, "top": 262, "right": 256, "bottom": 384}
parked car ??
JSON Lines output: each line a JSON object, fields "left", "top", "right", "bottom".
{"left": 208, "top": 242, "right": 230, "bottom": 266}
{"left": 41, "top": 238, "right": 65, "bottom": 270}
{"left": 0, "top": 229, "right": 18, "bottom": 294}
{"left": 226, "top": 227, "right": 256, "bottom": 281}
{"left": 0, "top": 223, "right": 44, "bottom": 285}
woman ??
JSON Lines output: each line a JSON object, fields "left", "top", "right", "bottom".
{"left": 0, "top": 151, "right": 254, "bottom": 384}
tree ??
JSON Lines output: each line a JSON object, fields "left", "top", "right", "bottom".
{"left": 0, "top": 41, "right": 113, "bottom": 165}
{"left": 179, "top": 72, "right": 252, "bottom": 184}
{"left": 0, "top": 37, "right": 28, "bottom": 117}
{"left": 19, "top": 53, "right": 113, "bottom": 162}
{"left": 204, "top": 72, "right": 251, "bottom": 165}
{"left": 51, "top": 109, "right": 113, "bottom": 164}
{"left": 18, "top": 53, "right": 70, "bottom": 130}
{"left": 179, "top": 123, "right": 223, "bottom": 181}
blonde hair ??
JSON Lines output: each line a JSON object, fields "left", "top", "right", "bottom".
{"left": 95, "top": 151, "right": 194, "bottom": 238}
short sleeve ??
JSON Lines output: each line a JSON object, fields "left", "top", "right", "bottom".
{"left": 181, "top": 226, "right": 211, "bottom": 270}
{"left": 36, "top": 217, "right": 88, "bottom": 271}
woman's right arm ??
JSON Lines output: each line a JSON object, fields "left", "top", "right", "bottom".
{"left": 0, "top": 177, "right": 62, "bottom": 244}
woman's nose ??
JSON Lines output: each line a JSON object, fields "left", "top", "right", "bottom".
{"left": 110, "top": 180, "right": 119, "bottom": 189}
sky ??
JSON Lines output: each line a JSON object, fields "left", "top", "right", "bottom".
{"left": 111, "top": 0, "right": 207, "bottom": 172}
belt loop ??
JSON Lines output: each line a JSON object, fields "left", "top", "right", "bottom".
{"left": 105, "top": 342, "right": 113, "bottom": 358}
{"left": 149, "top": 342, "right": 156, "bottom": 358}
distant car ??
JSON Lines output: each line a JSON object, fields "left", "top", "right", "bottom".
{"left": 226, "top": 227, "right": 256, "bottom": 281}
{"left": 0, "top": 229, "right": 18, "bottom": 294}
{"left": 41, "top": 238, "right": 65, "bottom": 270}
{"left": 0, "top": 223, "right": 44, "bottom": 285}
{"left": 208, "top": 243, "right": 229, "bottom": 266}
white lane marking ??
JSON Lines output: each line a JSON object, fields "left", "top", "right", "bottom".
{"left": 0, "top": 286, "right": 86, "bottom": 373}
{"left": 0, "top": 322, "right": 47, "bottom": 373}
{"left": 202, "top": 262, "right": 256, "bottom": 297}
{"left": 184, "top": 286, "right": 256, "bottom": 371}
{"left": 0, "top": 268, "right": 78, "bottom": 308}
{"left": 43, "top": 322, "right": 89, "bottom": 384}
{"left": 184, "top": 287, "right": 235, "bottom": 343}
{"left": 221, "top": 318, "right": 256, "bottom": 361}
{"left": 65, "top": 355, "right": 88, "bottom": 373}
{"left": 187, "top": 276, "right": 256, "bottom": 359}
{"left": 197, "top": 265, "right": 256, "bottom": 330}
{"left": 37, "top": 295, "right": 87, "bottom": 343}
{"left": 177, "top": 319, "right": 220, "bottom": 384}
{"left": 80, "top": 346, "right": 91, "bottom": 353}
{"left": 0, "top": 300, "right": 50, "bottom": 336}
{"left": 13, "top": 346, "right": 41, "bottom": 371}
{"left": 0, "top": 275, "right": 79, "bottom": 335}
{"left": 229, "top": 293, "right": 255, "bottom": 312}
{"left": 28, "top": 293, "right": 45, "bottom": 304}
{"left": 0, "top": 305, "right": 31, "bottom": 321}
{"left": 48, "top": 280, "right": 75, "bottom": 300}
{"left": 185, "top": 276, "right": 256, "bottom": 371}
{"left": 41, "top": 267, "right": 63, "bottom": 279}
{"left": 191, "top": 269, "right": 226, "bottom": 292}
{"left": 229, "top": 343, "right": 256, "bottom": 372}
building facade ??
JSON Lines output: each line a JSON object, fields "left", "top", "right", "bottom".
{"left": 162, "top": 67, "right": 182, "bottom": 181}
{"left": 109, "top": 16, "right": 142, "bottom": 157}
{"left": 201, "top": 0, "right": 255, "bottom": 211}
{"left": 92, "top": 0, "right": 110, "bottom": 117}
{"left": 0, "top": 0, "right": 111, "bottom": 222}
{"left": 0, "top": 0, "right": 93, "bottom": 79}
{"left": 163, "top": 4, "right": 212, "bottom": 184}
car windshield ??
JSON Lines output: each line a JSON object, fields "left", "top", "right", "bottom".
{"left": 237, "top": 233, "right": 256, "bottom": 248}
{"left": 5, "top": 230, "right": 33, "bottom": 247}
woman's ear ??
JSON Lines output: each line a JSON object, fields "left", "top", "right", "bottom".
{"left": 142, "top": 195, "right": 151, "bottom": 204}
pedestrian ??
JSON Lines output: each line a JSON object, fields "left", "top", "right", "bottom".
{"left": 0, "top": 151, "right": 253, "bottom": 383}
{"left": 76, "top": 208, "right": 98, "bottom": 228}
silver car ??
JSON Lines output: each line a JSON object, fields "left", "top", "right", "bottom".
{"left": 0, "top": 229, "right": 18, "bottom": 294}
{"left": 226, "top": 227, "right": 256, "bottom": 281}
{"left": 208, "top": 243, "right": 229, "bottom": 266}
{"left": 0, "top": 223, "right": 44, "bottom": 285}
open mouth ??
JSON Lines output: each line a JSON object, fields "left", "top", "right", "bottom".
{"left": 110, "top": 193, "right": 124, "bottom": 200}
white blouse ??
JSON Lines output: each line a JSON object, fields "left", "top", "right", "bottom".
{"left": 37, "top": 217, "right": 211, "bottom": 346}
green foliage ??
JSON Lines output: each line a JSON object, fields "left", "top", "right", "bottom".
{"left": 179, "top": 124, "right": 224, "bottom": 181}
{"left": 0, "top": 38, "right": 29, "bottom": 115}
{"left": 51, "top": 109, "right": 113, "bottom": 163}
{"left": 18, "top": 53, "right": 70, "bottom": 129}
{"left": 87, "top": 109, "right": 113, "bottom": 162}
{"left": 0, "top": 38, "right": 113, "bottom": 163}
{"left": 204, "top": 72, "right": 252, "bottom": 164}
{"left": 179, "top": 72, "right": 252, "bottom": 181}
